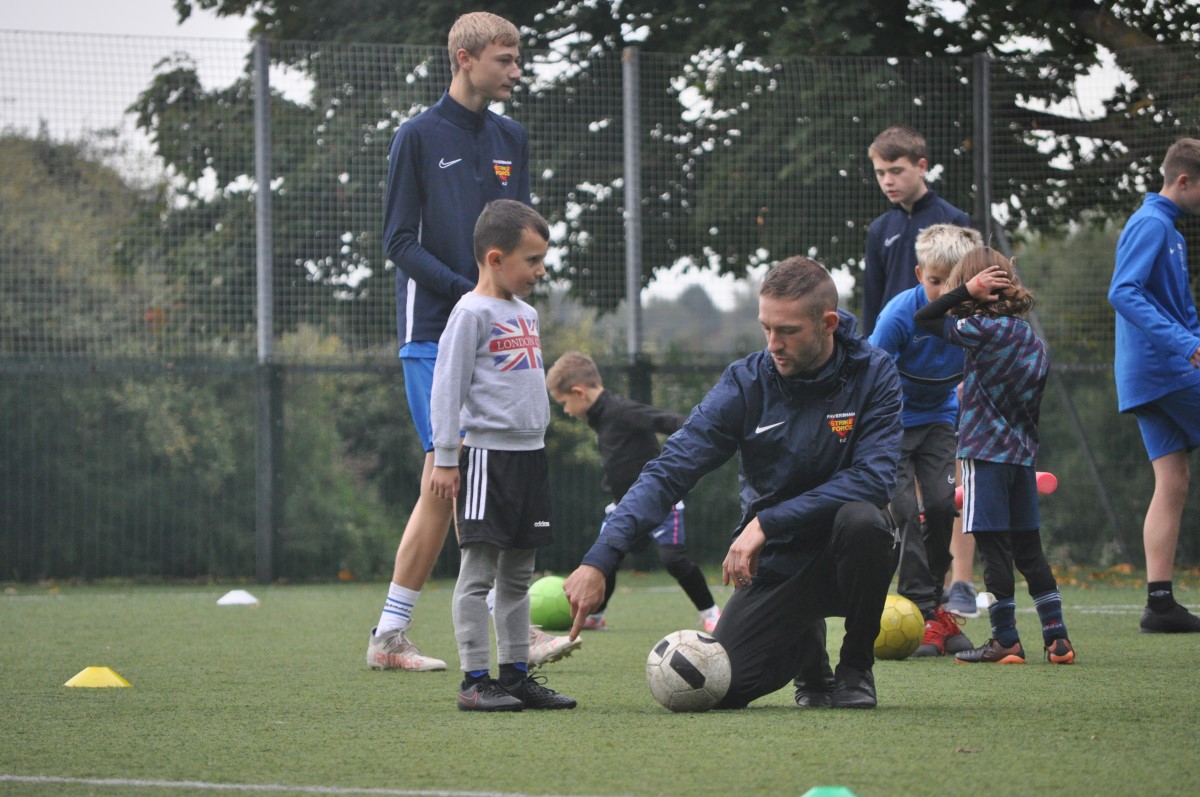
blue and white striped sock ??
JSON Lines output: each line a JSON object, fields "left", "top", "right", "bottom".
{"left": 376, "top": 583, "right": 420, "bottom": 637}
{"left": 1033, "top": 589, "right": 1067, "bottom": 644}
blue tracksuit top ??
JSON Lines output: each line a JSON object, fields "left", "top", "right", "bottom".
{"left": 868, "top": 284, "right": 963, "bottom": 428}
{"left": 862, "top": 188, "right": 970, "bottom": 335}
{"left": 581, "top": 311, "right": 903, "bottom": 580}
{"left": 1109, "top": 192, "right": 1200, "bottom": 411}
{"left": 384, "top": 92, "right": 531, "bottom": 346}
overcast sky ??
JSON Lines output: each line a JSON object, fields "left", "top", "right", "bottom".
{"left": 5, "top": 0, "right": 253, "bottom": 38}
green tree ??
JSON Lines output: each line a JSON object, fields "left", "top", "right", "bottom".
{"left": 0, "top": 130, "right": 158, "bottom": 357}
{"left": 128, "top": 51, "right": 394, "bottom": 357}
{"left": 165, "top": 0, "right": 1200, "bottom": 314}
{"left": 0, "top": 132, "right": 406, "bottom": 580}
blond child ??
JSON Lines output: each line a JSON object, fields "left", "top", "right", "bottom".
{"left": 869, "top": 224, "right": 982, "bottom": 656}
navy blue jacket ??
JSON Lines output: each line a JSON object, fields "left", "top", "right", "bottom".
{"left": 581, "top": 312, "right": 903, "bottom": 580}
{"left": 384, "top": 92, "right": 531, "bottom": 346}
{"left": 862, "top": 189, "right": 969, "bottom": 335}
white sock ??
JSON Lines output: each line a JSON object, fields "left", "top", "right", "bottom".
{"left": 700, "top": 605, "right": 721, "bottom": 621}
{"left": 376, "top": 583, "right": 420, "bottom": 636}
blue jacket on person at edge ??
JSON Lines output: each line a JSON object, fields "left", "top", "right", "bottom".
{"left": 581, "top": 311, "right": 904, "bottom": 581}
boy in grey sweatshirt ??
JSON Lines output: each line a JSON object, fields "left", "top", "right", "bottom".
{"left": 429, "top": 199, "right": 577, "bottom": 712}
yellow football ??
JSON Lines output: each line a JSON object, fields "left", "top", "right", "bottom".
{"left": 874, "top": 593, "right": 924, "bottom": 660}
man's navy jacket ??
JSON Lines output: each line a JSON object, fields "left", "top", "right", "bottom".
{"left": 582, "top": 311, "right": 903, "bottom": 581}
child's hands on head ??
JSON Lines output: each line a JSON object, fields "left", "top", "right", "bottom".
{"left": 966, "top": 265, "right": 1011, "bottom": 303}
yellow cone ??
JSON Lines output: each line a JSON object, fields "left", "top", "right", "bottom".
{"left": 65, "top": 666, "right": 131, "bottom": 688}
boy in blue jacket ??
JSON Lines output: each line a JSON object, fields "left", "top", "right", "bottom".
{"left": 869, "top": 223, "right": 982, "bottom": 656}
{"left": 1109, "top": 138, "right": 1200, "bottom": 634}
{"left": 563, "top": 257, "right": 904, "bottom": 709}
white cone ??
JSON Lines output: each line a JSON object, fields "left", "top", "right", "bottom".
{"left": 217, "top": 589, "right": 260, "bottom": 606}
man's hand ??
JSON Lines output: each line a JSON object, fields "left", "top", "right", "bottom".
{"left": 966, "top": 265, "right": 1011, "bottom": 302}
{"left": 429, "top": 465, "right": 459, "bottom": 500}
{"left": 722, "top": 517, "right": 765, "bottom": 590}
{"left": 1190, "top": 344, "right": 1200, "bottom": 368}
{"left": 563, "top": 565, "right": 606, "bottom": 641}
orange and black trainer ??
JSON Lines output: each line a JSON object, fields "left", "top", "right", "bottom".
{"left": 1044, "top": 637, "right": 1075, "bottom": 664}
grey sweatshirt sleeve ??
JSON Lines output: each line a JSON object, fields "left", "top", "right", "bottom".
{"left": 429, "top": 302, "right": 481, "bottom": 468}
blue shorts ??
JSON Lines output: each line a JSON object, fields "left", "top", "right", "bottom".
{"left": 959, "top": 459, "right": 1039, "bottom": 533}
{"left": 400, "top": 341, "right": 438, "bottom": 453}
{"left": 602, "top": 502, "right": 686, "bottom": 546}
{"left": 1132, "top": 386, "right": 1200, "bottom": 460}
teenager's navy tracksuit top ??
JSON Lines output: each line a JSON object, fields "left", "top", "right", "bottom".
{"left": 384, "top": 92, "right": 531, "bottom": 346}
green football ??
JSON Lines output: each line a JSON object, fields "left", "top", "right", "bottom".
{"left": 528, "top": 575, "right": 573, "bottom": 630}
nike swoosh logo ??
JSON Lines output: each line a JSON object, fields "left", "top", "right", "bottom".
{"left": 884, "top": 233, "right": 902, "bottom": 247}
{"left": 439, "top": 158, "right": 462, "bottom": 169}
{"left": 755, "top": 421, "right": 785, "bottom": 434}
{"left": 913, "top": 334, "right": 930, "bottom": 342}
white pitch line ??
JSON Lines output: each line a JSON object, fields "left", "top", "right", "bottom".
{"left": 0, "top": 776, "right": 621, "bottom": 797}
{"left": 965, "top": 605, "right": 1144, "bottom": 614}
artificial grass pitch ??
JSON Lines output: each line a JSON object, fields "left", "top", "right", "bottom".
{"left": 2, "top": 573, "right": 1199, "bottom": 796}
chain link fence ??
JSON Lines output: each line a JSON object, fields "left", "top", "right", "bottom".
{"left": 1, "top": 30, "right": 1197, "bottom": 580}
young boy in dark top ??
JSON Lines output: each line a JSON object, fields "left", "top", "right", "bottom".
{"left": 546, "top": 352, "right": 722, "bottom": 632}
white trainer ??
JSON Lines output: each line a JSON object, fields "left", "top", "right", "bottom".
{"left": 366, "top": 627, "right": 447, "bottom": 671}
{"left": 528, "top": 625, "right": 582, "bottom": 669}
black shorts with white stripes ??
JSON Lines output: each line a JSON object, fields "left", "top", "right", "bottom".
{"left": 455, "top": 445, "right": 552, "bottom": 549}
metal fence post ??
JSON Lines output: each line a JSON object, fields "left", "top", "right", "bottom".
{"left": 971, "top": 53, "right": 993, "bottom": 244}
{"left": 254, "top": 36, "right": 281, "bottom": 584}
{"left": 623, "top": 46, "right": 651, "bottom": 402}
{"left": 974, "top": 52, "right": 1129, "bottom": 560}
